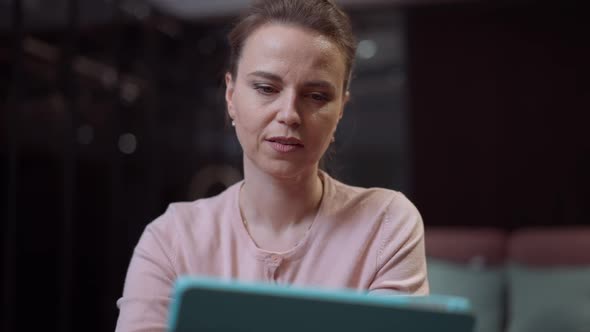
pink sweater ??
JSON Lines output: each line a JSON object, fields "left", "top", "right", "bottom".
{"left": 115, "top": 172, "right": 429, "bottom": 332}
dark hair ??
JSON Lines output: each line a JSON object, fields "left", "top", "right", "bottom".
{"left": 227, "top": 0, "right": 357, "bottom": 91}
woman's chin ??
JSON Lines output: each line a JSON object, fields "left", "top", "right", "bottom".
{"left": 255, "top": 159, "right": 318, "bottom": 180}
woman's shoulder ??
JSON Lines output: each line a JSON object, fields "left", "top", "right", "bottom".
{"left": 321, "top": 173, "right": 424, "bottom": 257}
{"left": 147, "top": 181, "right": 242, "bottom": 235}
{"left": 325, "top": 173, "right": 418, "bottom": 214}
{"left": 328, "top": 174, "right": 424, "bottom": 231}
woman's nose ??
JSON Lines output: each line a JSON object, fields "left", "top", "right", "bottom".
{"left": 276, "top": 93, "right": 301, "bottom": 128}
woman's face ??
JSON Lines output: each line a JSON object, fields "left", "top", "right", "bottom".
{"left": 226, "top": 23, "right": 349, "bottom": 179}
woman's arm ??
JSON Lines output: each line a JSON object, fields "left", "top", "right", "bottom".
{"left": 115, "top": 211, "right": 178, "bottom": 332}
{"left": 368, "top": 194, "right": 429, "bottom": 295}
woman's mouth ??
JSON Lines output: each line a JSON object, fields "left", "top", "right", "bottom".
{"left": 266, "top": 136, "right": 304, "bottom": 153}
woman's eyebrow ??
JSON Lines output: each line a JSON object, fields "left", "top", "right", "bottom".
{"left": 303, "top": 80, "right": 335, "bottom": 91}
{"left": 247, "top": 70, "right": 335, "bottom": 91}
{"left": 247, "top": 71, "right": 282, "bottom": 82}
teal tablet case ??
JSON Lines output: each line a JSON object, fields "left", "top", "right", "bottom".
{"left": 168, "top": 276, "right": 475, "bottom": 332}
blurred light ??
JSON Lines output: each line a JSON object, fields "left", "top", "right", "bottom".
{"left": 357, "top": 39, "right": 378, "bottom": 60}
{"left": 121, "top": 0, "right": 151, "bottom": 20}
{"left": 118, "top": 133, "right": 137, "bottom": 154}
{"left": 120, "top": 82, "right": 140, "bottom": 103}
{"left": 77, "top": 125, "right": 94, "bottom": 145}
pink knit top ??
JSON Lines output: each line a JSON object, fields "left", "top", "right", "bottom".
{"left": 115, "top": 172, "right": 429, "bottom": 332}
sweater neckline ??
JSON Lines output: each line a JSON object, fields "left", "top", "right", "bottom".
{"left": 231, "top": 170, "right": 332, "bottom": 262}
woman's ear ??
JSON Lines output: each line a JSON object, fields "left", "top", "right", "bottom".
{"left": 339, "top": 90, "right": 350, "bottom": 120}
{"left": 225, "top": 72, "right": 236, "bottom": 120}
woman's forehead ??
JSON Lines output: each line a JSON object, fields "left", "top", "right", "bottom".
{"left": 237, "top": 23, "right": 346, "bottom": 85}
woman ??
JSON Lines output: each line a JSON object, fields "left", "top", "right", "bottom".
{"left": 115, "top": 0, "right": 428, "bottom": 331}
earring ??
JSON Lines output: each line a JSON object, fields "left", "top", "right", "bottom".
{"left": 331, "top": 136, "right": 335, "bottom": 143}
{"left": 231, "top": 121, "right": 235, "bottom": 127}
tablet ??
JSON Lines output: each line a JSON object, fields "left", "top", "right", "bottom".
{"left": 168, "top": 276, "right": 475, "bottom": 332}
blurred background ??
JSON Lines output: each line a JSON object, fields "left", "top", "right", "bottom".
{"left": 1, "top": 0, "right": 588, "bottom": 331}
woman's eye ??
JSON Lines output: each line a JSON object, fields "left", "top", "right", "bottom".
{"left": 309, "top": 93, "right": 329, "bottom": 102}
{"left": 254, "top": 85, "right": 277, "bottom": 95}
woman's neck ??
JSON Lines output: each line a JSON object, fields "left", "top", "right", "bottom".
{"left": 239, "top": 159, "right": 324, "bottom": 234}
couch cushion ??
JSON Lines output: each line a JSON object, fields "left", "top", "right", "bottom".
{"left": 428, "top": 258, "right": 505, "bottom": 332}
{"left": 508, "top": 227, "right": 590, "bottom": 266}
{"left": 425, "top": 227, "right": 507, "bottom": 266}
{"left": 507, "top": 265, "right": 590, "bottom": 332}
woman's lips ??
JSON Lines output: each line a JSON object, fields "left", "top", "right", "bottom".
{"left": 268, "top": 141, "right": 301, "bottom": 152}
{"left": 266, "top": 136, "right": 303, "bottom": 153}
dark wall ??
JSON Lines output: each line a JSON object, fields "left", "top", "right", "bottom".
{"left": 406, "top": 2, "right": 590, "bottom": 228}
